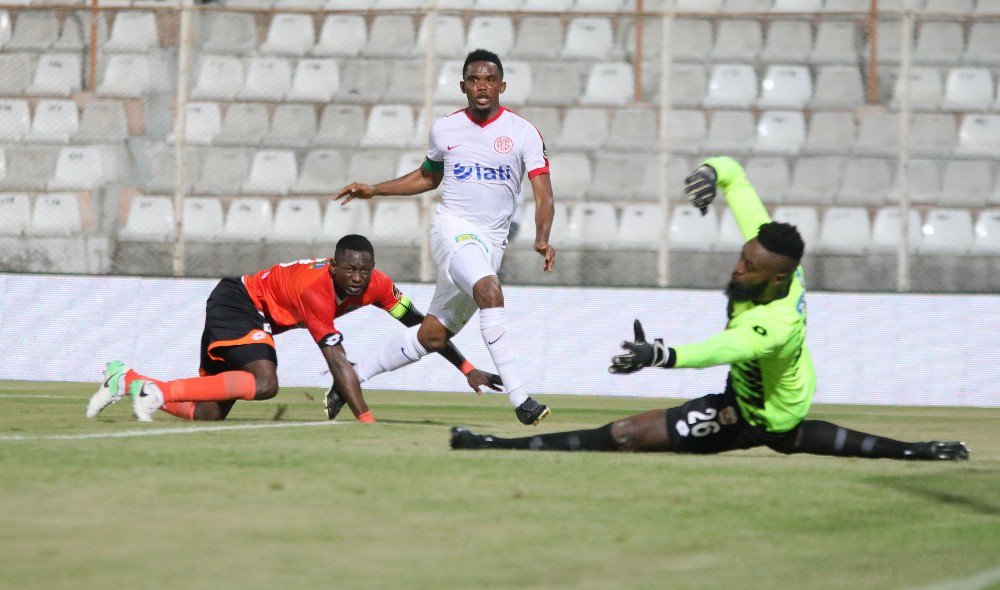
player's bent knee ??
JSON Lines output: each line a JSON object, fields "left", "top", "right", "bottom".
{"left": 472, "top": 276, "right": 504, "bottom": 308}
{"left": 193, "top": 402, "right": 226, "bottom": 421}
{"left": 254, "top": 377, "right": 278, "bottom": 400}
{"left": 417, "top": 319, "right": 451, "bottom": 352}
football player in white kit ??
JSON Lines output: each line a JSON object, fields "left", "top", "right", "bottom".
{"left": 335, "top": 49, "right": 556, "bottom": 425}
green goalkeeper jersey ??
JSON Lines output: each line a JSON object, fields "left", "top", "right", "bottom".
{"left": 672, "top": 157, "right": 815, "bottom": 433}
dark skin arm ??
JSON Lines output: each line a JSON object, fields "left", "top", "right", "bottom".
{"left": 321, "top": 343, "right": 371, "bottom": 419}
{"left": 528, "top": 173, "right": 556, "bottom": 272}
{"left": 335, "top": 167, "right": 444, "bottom": 204}
{"left": 396, "top": 307, "right": 503, "bottom": 394}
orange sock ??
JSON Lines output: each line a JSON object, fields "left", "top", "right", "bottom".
{"left": 160, "top": 402, "right": 197, "bottom": 420}
{"left": 125, "top": 369, "right": 257, "bottom": 403}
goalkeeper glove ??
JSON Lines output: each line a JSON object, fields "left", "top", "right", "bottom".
{"left": 684, "top": 164, "right": 718, "bottom": 216}
{"left": 609, "top": 319, "right": 672, "bottom": 374}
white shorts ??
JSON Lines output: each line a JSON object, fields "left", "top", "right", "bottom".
{"left": 427, "top": 214, "right": 506, "bottom": 334}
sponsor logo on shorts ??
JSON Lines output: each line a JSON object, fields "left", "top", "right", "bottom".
{"left": 494, "top": 136, "right": 513, "bottom": 153}
{"left": 453, "top": 162, "right": 514, "bottom": 181}
{"left": 455, "top": 233, "right": 485, "bottom": 246}
{"left": 251, "top": 330, "right": 268, "bottom": 341}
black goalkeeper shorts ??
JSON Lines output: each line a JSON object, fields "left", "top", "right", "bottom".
{"left": 664, "top": 389, "right": 794, "bottom": 454}
{"left": 199, "top": 278, "right": 278, "bottom": 375}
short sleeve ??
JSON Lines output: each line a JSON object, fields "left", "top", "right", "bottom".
{"left": 425, "top": 120, "right": 444, "bottom": 164}
{"left": 521, "top": 122, "right": 549, "bottom": 180}
{"left": 299, "top": 285, "right": 340, "bottom": 348}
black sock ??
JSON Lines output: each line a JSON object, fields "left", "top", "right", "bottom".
{"left": 771, "top": 420, "right": 913, "bottom": 459}
{"left": 489, "top": 423, "right": 618, "bottom": 452}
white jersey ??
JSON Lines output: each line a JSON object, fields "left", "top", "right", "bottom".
{"left": 425, "top": 107, "right": 549, "bottom": 244}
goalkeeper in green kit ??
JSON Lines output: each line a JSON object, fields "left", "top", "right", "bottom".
{"left": 451, "top": 157, "right": 969, "bottom": 461}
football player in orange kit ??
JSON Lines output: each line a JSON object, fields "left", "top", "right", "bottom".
{"left": 86, "top": 234, "right": 501, "bottom": 423}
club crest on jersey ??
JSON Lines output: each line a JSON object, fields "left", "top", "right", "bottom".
{"left": 453, "top": 162, "right": 513, "bottom": 181}
{"left": 494, "top": 136, "right": 513, "bottom": 153}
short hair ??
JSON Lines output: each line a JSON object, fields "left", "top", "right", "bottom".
{"left": 463, "top": 49, "right": 503, "bottom": 80}
{"left": 757, "top": 222, "right": 805, "bottom": 262}
{"left": 335, "top": 234, "right": 374, "bottom": 259}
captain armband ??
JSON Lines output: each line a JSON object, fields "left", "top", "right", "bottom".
{"left": 388, "top": 295, "right": 413, "bottom": 319}
{"left": 422, "top": 158, "right": 444, "bottom": 173}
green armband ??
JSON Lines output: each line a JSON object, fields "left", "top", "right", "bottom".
{"left": 421, "top": 158, "right": 444, "bottom": 173}
{"left": 388, "top": 295, "right": 412, "bottom": 319}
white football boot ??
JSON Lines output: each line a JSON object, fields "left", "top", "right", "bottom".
{"left": 86, "top": 360, "right": 128, "bottom": 418}
{"left": 130, "top": 380, "right": 164, "bottom": 422}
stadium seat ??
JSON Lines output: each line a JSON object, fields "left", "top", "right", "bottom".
{"left": 275, "top": 0, "right": 324, "bottom": 8}
{"left": 361, "top": 14, "right": 417, "bottom": 57}
{"left": 0, "top": 54, "right": 33, "bottom": 96}
{"left": 522, "top": 0, "right": 572, "bottom": 9}
{"left": 817, "top": 207, "right": 870, "bottom": 255}
{"left": 201, "top": 13, "right": 257, "bottom": 54}
{"left": 605, "top": 107, "right": 657, "bottom": 152}
{"left": 614, "top": 204, "right": 660, "bottom": 250}
{"left": 215, "top": 103, "right": 269, "bottom": 146}
{"left": 7, "top": 11, "right": 58, "bottom": 51}
{"left": 744, "top": 157, "right": 790, "bottom": 202}
{"left": 361, "top": 104, "right": 415, "bottom": 148}
{"left": 222, "top": 198, "right": 273, "bottom": 242}
{"left": 942, "top": 68, "right": 993, "bottom": 111}
{"left": 179, "top": 197, "right": 223, "bottom": 240}
{"left": 562, "top": 18, "right": 615, "bottom": 60}
{"left": 511, "top": 16, "right": 562, "bottom": 60}
{"left": 871, "top": 19, "right": 904, "bottom": 66}
{"left": 412, "top": 15, "right": 464, "bottom": 59}
{"left": 754, "top": 111, "right": 805, "bottom": 155}
{"left": 371, "top": 200, "right": 420, "bottom": 246}
{"left": 636, "top": 155, "right": 690, "bottom": 202}
{"left": 191, "top": 56, "right": 243, "bottom": 101}
{"left": 760, "top": 20, "right": 813, "bottom": 63}
{"left": 705, "top": 111, "right": 756, "bottom": 155}
{"left": 666, "top": 19, "right": 713, "bottom": 63}
{"left": 322, "top": 200, "right": 371, "bottom": 240}
{"left": 572, "top": 0, "right": 625, "bottom": 10}
{"left": 554, "top": 107, "right": 609, "bottom": 151}
{"left": 293, "top": 149, "right": 346, "bottom": 194}
{"left": 465, "top": 16, "right": 515, "bottom": 55}
{"left": 194, "top": 148, "right": 251, "bottom": 195}
{"left": 811, "top": 65, "right": 865, "bottom": 109}
{"left": 940, "top": 160, "right": 993, "bottom": 207}
{"left": 854, "top": 112, "right": 900, "bottom": 157}
{"left": 28, "top": 193, "right": 81, "bottom": 235}
{"left": 973, "top": 209, "right": 1000, "bottom": 254}
{"left": 501, "top": 61, "right": 531, "bottom": 105}
{"left": 670, "top": 207, "right": 717, "bottom": 252}
{"left": 0, "top": 10, "right": 10, "bottom": 48}
{"left": 76, "top": 101, "right": 127, "bottom": 143}
{"left": 803, "top": 111, "right": 855, "bottom": 156}
{"left": 271, "top": 198, "right": 322, "bottom": 242}
{"left": 347, "top": 150, "right": 397, "bottom": 187}
{"left": 98, "top": 55, "right": 152, "bottom": 98}
{"left": 261, "top": 14, "right": 314, "bottom": 56}
{"left": 809, "top": 21, "right": 859, "bottom": 65}
{"left": 315, "top": 105, "right": 366, "bottom": 147}
{"left": 975, "top": 0, "right": 1000, "bottom": 13}
{"left": 48, "top": 147, "right": 103, "bottom": 190}
{"left": 908, "top": 113, "right": 957, "bottom": 158}
{"left": 104, "top": 12, "right": 158, "bottom": 53}
{"left": 335, "top": 59, "right": 388, "bottom": 104}
{"left": 675, "top": 0, "right": 723, "bottom": 10}
{"left": 433, "top": 60, "right": 464, "bottom": 104}
{"left": 957, "top": 114, "right": 1000, "bottom": 156}
{"left": 758, "top": 65, "right": 812, "bottom": 109}
{"left": 587, "top": 154, "right": 652, "bottom": 201}
{"left": 786, "top": 156, "right": 845, "bottom": 205}
{"left": 714, "top": 207, "right": 745, "bottom": 251}
{"left": 773, "top": 206, "right": 819, "bottom": 245}
{"left": 314, "top": 15, "right": 366, "bottom": 57}
{"left": 918, "top": 208, "right": 974, "bottom": 254}
{"left": 564, "top": 202, "right": 618, "bottom": 250}
{"left": 710, "top": 20, "right": 762, "bottom": 63}
{"left": 725, "top": 0, "right": 774, "bottom": 10}
{"left": 0, "top": 99, "right": 30, "bottom": 141}
{"left": 964, "top": 22, "right": 1000, "bottom": 66}
{"left": 0, "top": 145, "right": 56, "bottom": 191}
{"left": 55, "top": 13, "right": 107, "bottom": 51}
{"left": 837, "top": 158, "right": 893, "bottom": 206}
{"left": 121, "top": 196, "right": 174, "bottom": 242}
{"left": 666, "top": 64, "right": 706, "bottom": 109}
{"left": 0, "top": 193, "right": 30, "bottom": 236}
{"left": 27, "top": 54, "right": 81, "bottom": 97}
{"left": 174, "top": 102, "right": 221, "bottom": 145}
{"left": 411, "top": 104, "right": 464, "bottom": 147}
{"left": 243, "top": 150, "right": 297, "bottom": 195}
{"left": 581, "top": 63, "right": 633, "bottom": 106}
{"left": 913, "top": 22, "right": 963, "bottom": 66}
{"left": 265, "top": 104, "right": 317, "bottom": 148}
{"left": 286, "top": 59, "right": 339, "bottom": 102}
{"left": 703, "top": 64, "right": 758, "bottom": 109}
{"left": 891, "top": 159, "right": 941, "bottom": 205}
{"left": 27, "top": 99, "right": 78, "bottom": 143}
{"left": 529, "top": 62, "right": 583, "bottom": 106}
{"left": 548, "top": 153, "right": 592, "bottom": 200}
{"left": 517, "top": 107, "right": 561, "bottom": 143}
{"left": 239, "top": 57, "right": 293, "bottom": 101}
{"left": 890, "top": 67, "right": 943, "bottom": 111}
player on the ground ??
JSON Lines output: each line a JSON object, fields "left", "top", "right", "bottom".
{"left": 87, "top": 234, "right": 501, "bottom": 423}
{"left": 450, "top": 157, "right": 969, "bottom": 460}
{"left": 335, "top": 49, "right": 556, "bottom": 426}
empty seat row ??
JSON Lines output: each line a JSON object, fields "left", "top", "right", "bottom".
{"left": 0, "top": 53, "right": 82, "bottom": 97}
{"left": 0, "top": 145, "right": 124, "bottom": 190}
{"left": 0, "top": 99, "right": 127, "bottom": 143}
{"left": 0, "top": 192, "right": 90, "bottom": 236}
{"left": 0, "top": 11, "right": 106, "bottom": 52}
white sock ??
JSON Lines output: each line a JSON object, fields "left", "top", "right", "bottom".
{"left": 479, "top": 307, "right": 528, "bottom": 408}
{"left": 355, "top": 325, "right": 428, "bottom": 382}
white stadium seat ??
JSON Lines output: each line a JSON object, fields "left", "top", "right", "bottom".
{"left": 811, "top": 65, "right": 865, "bottom": 109}
{"left": 27, "top": 99, "right": 78, "bottom": 143}
{"left": 371, "top": 200, "right": 420, "bottom": 246}
{"left": 529, "top": 62, "right": 583, "bottom": 106}
{"left": 667, "top": 64, "right": 707, "bottom": 109}
{"left": 890, "top": 67, "right": 942, "bottom": 111}
{"left": 98, "top": 55, "right": 152, "bottom": 98}
{"left": 605, "top": 108, "right": 657, "bottom": 152}
{"left": 195, "top": 148, "right": 251, "bottom": 195}
{"left": 105, "top": 12, "right": 158, "bottom": 53}
{"left": 0, "top": 99, "right": 30, "bottom": 141}
{"left": 854, "top": 112, "right": 900, "bottom": 157}
{"left": 415, "top": 15, "right": 465, "bottom": 58}
{"left": 48, "top": 147, "right": 103, "bottom": 190}
{"left": 704, "top": 64, "right": 758, "bottom": 109}
{"left": 918, "top": 208, "right": 974, "bottom": 254}
{"left": 0, "top": 193, "right": 31, "bottom": 236}
{"left": 909, "top": 114, "right": 956, "bottom": 158}
{"left": 913, "top": 22, "right": 963, "bottom": 66}
{"left": 315, "top": 15, "right": 366, "bottom": 57}
{"left": 957, "top": 114, "right": 1000, "bottom": 156}
{"left": 754, "top": 111, "right": 805, "bottom": 156}
{"left": 940, "top": 160, "right": 993, "bottom": 208}
{"left": 221, "top": 198, "right": 273, "bottom": 242}
{"left": 974, "top": 209, "right": 1000, "bottom": 254}
{"left": 239, "top": 57, "right": 293, "bottom": 101}
{"left": 871, "top": 207, "right": 921, "bottom": 252}
{"left": 760, "top": 20, "right": 813, "bottom": 63}
{"left": 181, "top": 197, "right": 224, "bottom": 240}
{"left": 511, "top": 16, "right": 562, "bottom": 60}
{"left": 715, "top": 208, "right": 745, "bottom": 251}
{"left": 670, "top": 207, "right": 717, "bottom": 252}
{"left": 803, "top": 112, "right": 855, "bottom": 156}
{"left": 202, "top": 13, "right": 257, "bottom": 54}
{"left": 817, "top": 207, "right": 870, "bottom": 255}
{"left": 810, "top": 21, "right": 859, "bottom": 65}
{"left": 27, "top": 54, "right": 81, "bottom": 97}
{"left": 191, "top": 56, "right": 243, "bottom": 101}
{"left": 942, "top": 68, "right": 993, "bottom": 112}
{"left": 667, "top": 19, "right": 713, "bottom": 63}
{"left": 547, "top": 153, "right": 591, "bottom": 199}
{"left": 837, "top": 158, "right": 893, "bottom": 206}
{"left": 335, "top": 59, "right": 388, "bottom": 104}
{"left": 286, "top": 59, "right": 339, "bottom": 102}
{"left": 271, "top": 198, "right": 322, "bottom": 242}
{"left": 705, "top": 111, "right": 756, "bottom": 155}
{"left": 710, "top": 20, "right": 762, "bottom": 62}
{"left": 0, "top": 54, "right": 33, "bottom": 96}
{"left": 121, "top": 196, "right": 174, "bottom": 242}
{"left": 215, "top": 103, "right": 269, "bottom": 147}
{"left": 243, "top": 150, "right": 297, "bottom": 195}
{"left": 562, "top": 18, "right": 614, "bottom": 60}
{"left": 293, "top": 150, "right": 347, "bottom": 194}
{"left": 465, "top": 16, "right": 515, "bottom": 55}
{"left": 773, "top": 206, "right": 819, "bottom": 245}
{"left": 28, "top": 193, "right": 81, "bottom": 235}
{"left": 364, "top": 15, "right": 416, "bottom": 57}
{"left": 501, "top": 61, "right": 532, "bottom": 105}
{"left": 744, "top": 157, "right": 790, "bottom": 203}
{"left": 7, "top": 12, "right": 58, "bottom": 51}
{"left": 666, "top": 109, "right": 706, "bottom": 155}
{"left": 323, "top": 201, "right": 371, "bottom": 240}
{"left": 892, "top": 159, "right": 941, "bottom": 205}
{"left": 261, "top": 14, "right": 314, "bottom": 56}
{"left": 265, "top": 104, "right": 317, "bottom": 148}
{"left": 315, "top": 105, "right": 365, "bottom": 147}
{"left": 77, "top": 101, "right": 128, "bottom": 143}
{"left": 361, "top": 104, "right": 415, "bottom": 148}
{"left": 580, "top": 63, "right": 633, "bottom": 106}
{"left": 564, "top": 202, "right": 618, "bottom": 250}
{"left": 554, "top": 107, "right": 609, "bottom": 151}
{"left": 964, "top": 22, "right": 1000, "bottom": 66}
{"left": 758, "top": 65, "right": 812, "bottom": 109}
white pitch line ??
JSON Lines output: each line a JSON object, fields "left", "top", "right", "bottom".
{"left": 0, "top": 420, "right": 351, "bottom": 441}
{"left": 914, "top": 564, "right": 1000, "bottom": 590}
{"left": 0, "top": 394, "right": 81, "bottom": 400}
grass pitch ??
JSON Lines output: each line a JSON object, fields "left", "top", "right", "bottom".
{"left": 1, "top": 381, "right": 998, "bottom": 590}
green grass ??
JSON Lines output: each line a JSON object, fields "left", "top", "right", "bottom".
{"left": 1, "top": 381, "right": 999, "bottom": 590}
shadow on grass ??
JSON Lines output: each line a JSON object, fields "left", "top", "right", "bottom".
{"left": 870, "top": 469, "right": 1000, "bottom": 516}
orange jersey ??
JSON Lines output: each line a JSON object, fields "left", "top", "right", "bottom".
{"left": 241, "top": 258, "right": 403, "bottom": 348}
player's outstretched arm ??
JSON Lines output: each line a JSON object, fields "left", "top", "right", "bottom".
{"left": 609, "top": 320, "right": 673, "bottom": 374}
{"left": 321, "top": 344, "right": 374, "bottom": 422}
{"left": 529, "top": 173, "right": 556, "bottom": 272}
{"left": 395, "top": 307, "right": 503, "bottom": 394}
{"left": 334, "top": 166, "right": 443, "bottom": 205}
